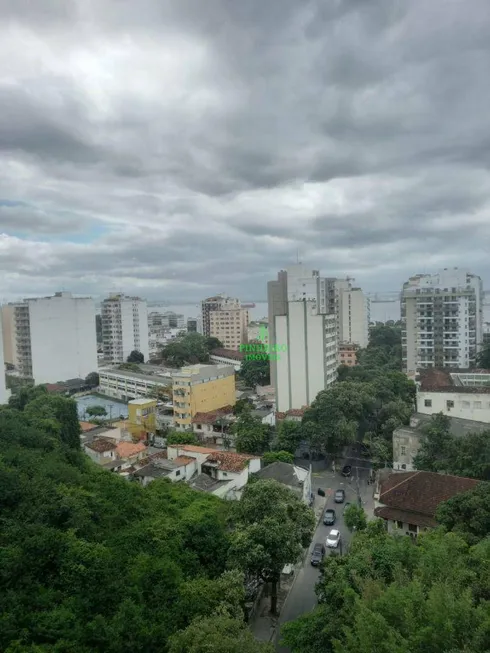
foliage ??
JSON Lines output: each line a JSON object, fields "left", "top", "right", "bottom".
{"left": 262, "top": 450, "right": 294, "bottom": 466}
{"left": 167, "top": 430, "right": 199, "bottom": 446}
{"left": 476, "top": 345, "right": 490, "bottom": 369}
{"left": 273, "top": 419, "right": 304, "bottom": 454}
{"left": 414, "top": 413, "right": 490, "bottom": 480}
{"left": 161, "top": 333, "right": 218, "bottom": 367}
{"left": 232, "top": 411, "right": 271, "bottom": 455}
{"left": 228, "top": 479, "right": 315, "bottom": 614}
{"left": 436, "top": 482, "right": 490, "bottom": 545}
{"left": 281, "top": 524, "right": 490, "bottom": 653}
{"left": 147, "top": 383, "right": 173, "bottom": 400}
{"left": 343, "top": 504, "right": 367, "bottom": 532}
{"left": 239, "top": 356, "right": 270, "bottom": 388}
{"left": 168, "top": 614, "right": 274, "bottom": 653}
{"left": 85, "top": 372, "right": 100, "bottom": 387}
{"left": 234, "top": 398, "right": 253, "bottom": 415}
{"left": 0, "top": 391, "right": 249, "bottom": 652}
{"left": 205, "top": 336, "right": 223, "bottom": 350}
{"left": 127, "top": 350, "right": 144, "bottom": 363}
{"left": 85, "top": 404, "right": 107, "bottom": 418}
{"left": 117, "top": 362, "right": 142, "bottom": 372}
{"left": 8, "top": 384, "right": 48, "bottom": 411}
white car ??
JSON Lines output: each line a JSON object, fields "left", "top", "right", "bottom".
{"left": 326, "top": 529, "right": 341, "bottom": 548}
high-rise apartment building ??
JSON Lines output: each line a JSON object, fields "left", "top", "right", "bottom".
{"left": 268, "top": 265, "right": 338, "bottom": 410}
{"left": 101, "top": 294, "right": 149, "bottom": 363}
{"left": 172, "top": 363, "right": 236, "bottom": 429}
{"left": 201, "top": 295, "right": 249, "bottom": 350}
{"left": 1, "top": 292, "right": 98, "bottom": 384}
{"left": 0, "top": 318, "right": 9, "bottom": 404}
{"left": 401, "top": 268, "right": 483, "bottom": 374}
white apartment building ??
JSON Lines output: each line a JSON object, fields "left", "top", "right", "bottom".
{"left": 0, "top": 318, "right": 10, "bottom": 404}
{"left": 317, "top": 278, "right": 369, "bottom": 348}
{"left": 1, "top": 292, "right": 98, "bottom": 384}
{"left": 275, "top": 301, "right": 337, "bottom": 412}
{"left": 99, "top": 367, "right": 173, "bottom": 401}
{"left": 401, "top": 268, "right": 484, "bottom": 374}
{"left": 101, "top": 294, "right": 149, "bottom": 363}
{"left": 207, "top": 298, "right": 249, "bottom": 350}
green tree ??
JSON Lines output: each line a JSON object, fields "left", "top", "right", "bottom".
{"left": 239, "top": 357, "right": 270, "bottom": 388}
{"left": 161, "top": 333, "right": 215, "bottom": 367}
{"left": 169, "top": 615, "right": 274, "bottom": 653}
{"left": 85, "top": 405, "right": 107, "bottom": 418}
{"left": 228, "top": 479, "right": 315, "bottom": 614}
{"left": 167, "top": 431, "right": 199, "bottom": 446}
{"left": 85, "top": 371, "right": 100, "bottom": 387}
{"left": 413, "top": 413, "right": 452, "bottom": 472}
{"left": 118, "top": 362, "right": 142, "bottom": 372}
{"left": 8, "top": 384, "right": 48, "bottom": 411}
{"left": 476, "top": 345, "right": 490, "bottom": 369}
{"left": 274, "top": 419, "right": 304, "bottom": 454}
{"left": 127, "top": 350, "right": 144, "bottom": 363}
{"left": 436, "top": 482, "right": 490, "bottom": 544}
{"left": 262, "top": 450, "right": 294, "bottom": 466}
{"left": 233, "top": 398, "right": 252, "bottom": 415}
{"left": 205, "top": 337, "right": 223, "bottom": 351}
{"left": 24, "top": 394, "right": 81, "bottom": 449}
{"left": 232, "top": 412, "right": 271, "bottom": 455}
{"left": 343, "top": 504, "right": 367, "bottom": 532}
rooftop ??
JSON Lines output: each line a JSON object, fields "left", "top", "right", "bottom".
{"left": 189, "top": 473, "right": 231, "bottom": 494}
{"left": 204, "top": 451, "right": 258, "bottom": 473}
{"left": 116, "top": 441, "right": 147, "bottom": 458}
{"left": 276, "top": 407, "right": 307, "bottom": 419}
{"left": 79, "top": 421, "right": 98, "bottom": 432}
{"left": 100, "top": 367, "right": 173, "bottom": 384}
{"left": 85, "top": 438, "right": 117, "bottom": 453}
{"left": 170, "top": 444, "right": 218, "bottom": 454}
{"left": 129, "top": 398, "right": 157, "bottom": 406}
{"left": 211, "top": 348, "right": 245, "bottom": 361}
{"left": 254, "top": 461, "right": 308, "bottom": 489}
{"left": 191, "top": 406, "right": 235, "bottom": 425}
{"left": 418, "top": 368, "right": 490, "bottom": 393}
{"left": 133, "top": 463, "right": 173, "bottom": 479}
{"left": 378, "top": 470, "right": 479, "bottom": 518}
{"left": 395, "top": 413, "right": 490, "bottom": 439}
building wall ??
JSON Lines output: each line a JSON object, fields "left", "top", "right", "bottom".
{"left": 102, "top": 295, "right": 149, "bottom": 364}
{"left": 1, "top": 304, "right": 16, "bottom": 366}
{"left": 339, "top": 344, "right": 358, "bottom": 366}
{"left": 209, "top": 307, "right": 249, "bottom": 350}
{"left": 339, "top": 288, "right": 369, "bottom": 347}
{"left": 127, "top": 399, "right": 157, "bottom": 435}
{"left": 248, "top": 322, "right": 269, "bottom": 344}
{"left": 267, "top": 272, "right": 288, "bottom": 389}
{"left": 393, "top": 427, "right": 420, "bottom": 471}
{"left": 417, "top": 390, "right": 490, "bottom": 422}
{"left": 275, "top": 301, "right": 337, "bottom": 413}
{"left": 0, "top": 318, "right": 10, "bottom": 404}
{"left": 28, "top": 293, "right": 98, "bottom": 384}
{"left": 99, "top": 368, "right": 172, "bottom": 400}
{"left": 209, "top": 353, "right": 242, "bottom": 371}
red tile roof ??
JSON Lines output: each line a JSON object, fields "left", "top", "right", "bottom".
{"left": 204, "top": 451, "right": 258, "bottom": 473}
{"left": 176, "top": 444, "right": 218, "bottom": 454}
{"left": 137, "top": 451, "right": 168, "bottom": 467}
{"left": 173, "top": 455, "right": 196, "bottom": 466}
{"left": 85, "top": 438, "right": 117, "bottom": 453}
{"left": 191, "top": 406, "right": 234, "bottom": 425}
{"left": 79, "top": 421, "right": 98, "bottom": 432}
{"left": 116, "top": 441, "right": 148, "bottom": 459}
{"left": 378, "top": 471, "right": 479, "bottom": 518}
{"left": 374, "top": 506, "right": 438, "bottom": 529}
{"left": 211, "top": 348, "right": 245, "bottom": 361}
{"left": 276, "top": 406, "right": 307, "bottom": 420}
{"left": 46, "top": 383, "right": 65, "bottom": 393}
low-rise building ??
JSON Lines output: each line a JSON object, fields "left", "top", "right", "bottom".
{"left": 127, "top": 398, "right": 157, "bottom": 439}
{"left": 374, "top": 470, "right": 479, "bottom": 536}
{"left": 416, "top": 368, "right": 490, "bottom": 422}
{"left": 338, "top": 342, "right": 359, "bottom": 367}
{"left": 393, "top": 412, "right": 490, "bottom": 471}
{"left": 84, "top": 437, "right": 118, "bottom": 464}
{"left": 173, "top": 364, "right": 236, "bottom": 429}
{"left": 251, "top": 408, "right": 276, "bottom": 427}
{"left": 210, "top": 348, "right": 245, "bottom": 372}
{"left": 99, "top": 366, "right": 173, "bottom": 401}
{"left": 188, "top": 449, "right": 261, "bottom": 499}
{"left": 133, "top": 454, "right": 195, "bottom": 486}
{"left": 275, "top": 407, "right": 307, "bottom": 423}
{"left": 253, "top": 461, "right": 312, "bottom": 505}
{"left": 191, "top": 405, "right": 235, "bottom": 446}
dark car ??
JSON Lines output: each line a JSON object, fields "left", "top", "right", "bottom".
{"left": 341, "top": 465, "right": 352, "bottom": 477}
{"left": 360, "top": 444, "right": 370, "bottom": 457}
{"left": 334, "top": 488, "right": 345, "bottom": 503}
{"left": 311, "top": 542, "right": 326, "bottom": 567}
{"left": 343, "top": 502, "right": 351, "bottom": 515}
{"left": 323, "top": 509, "right": 336, "bottom": 526}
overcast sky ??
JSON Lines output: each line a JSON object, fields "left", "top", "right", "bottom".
{"left": 1, "top": 0, "right": 490, "bottom": 303}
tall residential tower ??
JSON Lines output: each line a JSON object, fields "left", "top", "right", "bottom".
{"left": 101, "top": 294, "right": 149, "bottom": 363}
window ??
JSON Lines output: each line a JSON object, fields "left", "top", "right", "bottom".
{"left": 424, "top": 399, "right": 432, "bottom": 407}
{"left": 222, "top": 472, "right": 227, "bottom": 477}
{"left": 408, "top": 523, "right": 417, "bottom": 533}
{"left": 175, "top": 470, "right": 181, "bottom": 477}
{"left": 396, "top": 520, "right": 403, "bottom": 529}
{"left": 196, "top": 424, "right": 202, "bottom": 430}
{"left": 474, "top": 401, "right": 482, "bottom": 409}
{"left": 446, "top": 400, "right": 454, "bottom": 409}
{"left": 401, "top": 445, "right": 407, "bottom": 455}
{"left": 401, "top": 464, "right": 407, "bottom": 470}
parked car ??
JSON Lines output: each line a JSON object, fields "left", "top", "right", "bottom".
{"left": 334, "top": 489, "right": 345, "bottom": 503}
{"left": 311, "top": 542, "right": 326, "bottom": 566}
{"left": 343, "top": 502, "right": 352, "bottom": 515}
{"left": 326, "top": 529, "right": 341, "bottom": 548}
{"left": 323, "top": 509, "right": 336, "bottom": 526}
{"left": 341, "top": 465, "right": 352, "bottom": 477}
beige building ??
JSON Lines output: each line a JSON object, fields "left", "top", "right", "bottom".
{"left": 208, "top": 303, "right": 249, "bottom": 350}
{"left": 339, "top": 342, "right": 359, "bottom": 367}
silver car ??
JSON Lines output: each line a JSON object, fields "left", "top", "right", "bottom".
{"left": 326, "top": 529, "right": 341, "bottom": 548}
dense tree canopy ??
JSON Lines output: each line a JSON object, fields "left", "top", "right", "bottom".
{"left": 85, "top": 404, "right": 107, "bottom": 418}
{"left": 85, "top": 371, "right": 100, "bottom": 387}
{"left": 436, "top": 482, "right": 490, "bottom": 545}
{"left": 261, "top": 450, "right": 294, "bottom": 466}
{"left": 239, "top": 357, "right": 270, "bottom": 388}
{"left": 160, "top": 333, "right": 222, "bottom": 367}
{"left": 0, "top": 391, "right": 267, "bottom": 652}
{"left": 127, "top": 350, "right": 145, "bottom": 363}
{"left": 281, "top": 521, "right": 490, "bottom": 653}
{"left": 232, "top": 410, "right": 272, "bottom": 455}
{"left": 414, "top": 413, "right": 490, "bottom": 480}
{"left": 476, "top": 345, "right": 490, "bottom": 369}
{"left": 166, "top": 430, "right": 199, "bottom": 446}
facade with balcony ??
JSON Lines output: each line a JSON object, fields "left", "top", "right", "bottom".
{"left": 101, "top": 294, "right": 149, "bottom": 363}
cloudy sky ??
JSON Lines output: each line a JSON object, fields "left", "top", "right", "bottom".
{"left": 1, "top": 0, "right": 490, "bottom": 304}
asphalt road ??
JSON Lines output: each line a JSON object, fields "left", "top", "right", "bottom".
{"left": 275, "top": 454, "right": 372, "bottom": 652}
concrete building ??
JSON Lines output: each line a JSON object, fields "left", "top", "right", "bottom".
{"left": 99, "top": 366, "right": 173, "bottom": 401}
{"left": 401, "top": 268, "right": 484, "bottom": 374}
{"left": 393, "top": 412, "right": 490, "bottom": 472}
{"left": 275, "top": 301, "right": 337, "bottom": 412}
{"left": 127, "top": 398, "right": 157, "bottom": 439}
{"left": 210, "top": 348, "right": 244, "bottom": 372}
{"left": 336, "top": 281, "right": 370, "bottom": 348}
{"left": 101, "top": 294, "right": 149, "bottom": 364}
{"left": 207, "top": 302, "right": 249, "bottom": 351}
{"left": 416, "top": 368, "right": 490, "bottom": 422}
{"left": 201, "top": 295, "right": 239, "bottom": 337}
{"left": 187, "top": 317, "right": 200, "bottom": 333}
{"left": 339, "top": 342, "right": 360, "bottom": 367}
{"left": 173, "top": 363, "right": 236, "bottom": 429}
{"left": 1, "top": 292, "right": 98, "bottom": 384}
{"left": 248, "top": 320, "right": 269, "bottom": 345}
{"left": 254, "top": 461, "right": 312, "bottom": 505}
{"left": 0, "top": 318, "right": 9, "bottom": 404}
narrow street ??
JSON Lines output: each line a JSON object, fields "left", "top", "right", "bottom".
{"left": 275, "top": 450, "right": 373, "bottom": 652}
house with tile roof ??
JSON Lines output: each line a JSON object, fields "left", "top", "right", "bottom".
{"left": 133, "top": 454, "right": 196, "bottom": 487}
{"left": 374, "top": 470, "right": 479, "bottom": 536}
{"left": 115, "top": 440, "right": 148, "bottom": 463}
{"left": 83, "top": 437, "right": 118, "bottom": 464}
{"left": 191, "top": 406, "right": 236, "bottom": 446}
{"left": 253, "top": 461, "right": 312, "bottom": 505}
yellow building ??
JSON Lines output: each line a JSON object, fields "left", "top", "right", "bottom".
{"left": 127, "top": 398, "right": 157, "bottom": 439}
{"left": 173, "top": 364, "right": 236, "bottom": 429}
